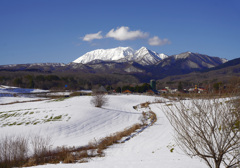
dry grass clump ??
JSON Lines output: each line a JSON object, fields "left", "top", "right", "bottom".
{"left": 140, "top": 101, "right": 150, "bottom": 108}
{"left": 121, "top": 124, "right": 141, "bottom": 137}
{"left": 97, "top": 123, "right": 141, "bottom": 154}
{"left": 149, "top": 111, "right": 157, "bottom": 125}
{"left": 63, "top": 153, "right": 75, "bottom": 163}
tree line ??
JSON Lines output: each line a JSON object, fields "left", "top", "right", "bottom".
{"left": 0, "top": 71, "right": 139, "bottom": 90}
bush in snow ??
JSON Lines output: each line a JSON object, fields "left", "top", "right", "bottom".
{"left": 91, "top": 93, "right": 108, "bottom": 108}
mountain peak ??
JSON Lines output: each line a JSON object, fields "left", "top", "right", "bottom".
{"left": 115, "top": 46, "right": 134, "bottom": 51}
{"left": 174, "top": 52, "right": 196, "bottom": 59}
{"left": 73, "top": 46, "right": 168, "bottom": 65}
{"left": 138, "top": 46, "right": 148, "bottom": 50}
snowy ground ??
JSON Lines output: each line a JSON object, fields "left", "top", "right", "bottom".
{"left": 0, "top": 92, "right": 207, "bottom": 168}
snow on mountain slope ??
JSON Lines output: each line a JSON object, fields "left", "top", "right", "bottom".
{"left": 73, "top": 47, "right": 135, "bottom": 64}
{"left": 175, "top": 52, "right": 227, "bottom": 68}
{"left": 174, "top": 52, "right": 227, "bottom": 64}
{"left": 158, "top": 52, "right": 228, "bottom": 70}
{"left": 133, "top": 47, "right": 168, "bottom": 65}
{"left": 73, "top": 47, "right": 167, "bottom": 65}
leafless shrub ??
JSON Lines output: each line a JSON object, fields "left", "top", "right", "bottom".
{"left": 91, "top": 93, "right": 108, "bottom": 108}
{"left": 164, "top": 97, "right": 240, "bottom": 168}
{"left": 31, "top": 135, "right": 52, "bottom": 157}
{"left": 0, "top": 135, "right": 29, "bottom": 168}
{"left": 30, "top": 135, "right": 52, "bottom": 164}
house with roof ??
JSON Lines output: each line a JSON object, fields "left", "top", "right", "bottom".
{"left": 123, "top": 90, "right": 132, "bottom": 94}
{"left": 159, "top": 88, "right": 168, "bottom": 94}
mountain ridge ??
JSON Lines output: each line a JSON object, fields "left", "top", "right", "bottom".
{"left": 73, "top": 46, "right": 168, "bottom": 65}
{"left": 0, "top": 48, "right": 230, "bottom": 83}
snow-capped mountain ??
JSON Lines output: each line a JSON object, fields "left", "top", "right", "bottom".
{"left": 73, "top": 47, "right": 168, "bottom": 65}
{"left": 171, "top": 52, "right": 227, "bottom": 69}
{"left": 73, "top": 47, "right": 135, "bottom": 64}
{"left": 173, "top": 52, "right": 228, "bottom": 64}
{"left": 156, "top": 52, "right": 228, "bottom": 73}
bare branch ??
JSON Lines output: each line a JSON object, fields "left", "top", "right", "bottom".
{"left": 163, "top": 97, "right": 240, "bottom": 168}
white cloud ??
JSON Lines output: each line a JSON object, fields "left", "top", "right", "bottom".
{"left": 106, "top": 26, "right": 149, "bottom": 41}
{"left": 83, "top": 31, "right": 103, "bottom": 42}
{"left": 82, "top": 28, "right": 171, "bottom": 47}
{"left": 148, "top": 36, "right": 171, "bottom": 46}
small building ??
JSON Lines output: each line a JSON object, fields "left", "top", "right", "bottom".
{"left": 159, "top": 89, "right": 168, "bottom": 94}
{"left": 146, "top": 89, "right": 158, "bottom": 95}
{"left": 123, "top": 90, "right": 132, "bottom": 94}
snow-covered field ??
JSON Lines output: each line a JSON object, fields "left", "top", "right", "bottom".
{"left": 0, "top": 91, "right": 206, "bottom": 168}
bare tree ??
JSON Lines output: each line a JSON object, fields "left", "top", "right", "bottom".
{"left": 164, "top": 98, "right": 240, "bottom": 168}
{"left": 30, "top": 135, "right": 52, "bottom": 158}
{"left": 91, "top": 93, "right": 108, "bottom": 108}
{"left": 0, "top": 135, "right": 29, "bottom": 168}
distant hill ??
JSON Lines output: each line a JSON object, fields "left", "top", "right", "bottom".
{"left": 159, "top": 57, "right": 240, "bottom": 84}
{"left": 203, "top": 57, "right": 240, "bottom": 72}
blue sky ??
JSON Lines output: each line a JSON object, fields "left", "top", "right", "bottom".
{"left": 0, "top": 0, "right": 239, "bottom": 65}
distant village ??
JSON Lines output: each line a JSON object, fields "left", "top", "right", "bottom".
{"left": 85, "top": 79, "right": 208, "bottom": 96}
